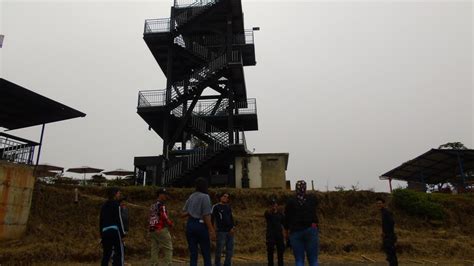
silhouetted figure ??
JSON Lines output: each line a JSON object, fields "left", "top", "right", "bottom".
{"left": 376, "top": 197, "right": 398, "bottom": 266}
{"left": 265, "top": 198, "right": 285, "bottom": 266}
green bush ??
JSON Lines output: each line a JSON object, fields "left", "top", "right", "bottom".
{"left": 392, "top": 189, "right": 445, "bottom": 220}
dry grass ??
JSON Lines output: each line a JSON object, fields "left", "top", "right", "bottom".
{"left": 0, "top": 185, "right": 473, "bottom": 264}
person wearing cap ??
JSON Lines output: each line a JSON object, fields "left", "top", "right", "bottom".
{"left": 182, "top": 177, "right": 216, "bottom": 266}
{"left": 284, "top": 180, "right": 320, "bottom": 266}
{"left": 212, "top": 192, "right": 235, "bottom": 266}
{"left": 99, "top": 187, "right": 126, "bottom": 266}
{"left": 264, "top": 198, "right": 285, "bottom": 266}
{"left": 149, "top": 188, "right": 173, "bottom": 266}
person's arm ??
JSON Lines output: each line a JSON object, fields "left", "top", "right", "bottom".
{"left": 202, "top": 195, "right": 216, "bottom": 240}
{"left": 203, "top": 214, "right": 215, "bottom": 240}
{"left": 121, "top": 206, "right": 129, "bottom": 233}
{"left": 280, "top": 212, "right": 286, "bottom": 236}
{"left": 161, "top": 205, "right": 173, "bottom": 227}
{"left": 182, "top": 198, "right": 190, "bottom": 218}
{"left": 99, "top": 205, "right": 104, "bottom": 235}
{"left": 117, "top": 202, "right": 126, "bottom": 237}
{"left": 229, "top": 206, "right": 235, "bottom": 236}
{"left": 283, "top": 201, "right": 291, "bottom": 239}
{"left": 149, "top": 204, "right": 157, "bottom": 231}
{"left": 311, "top": 196, "right": 319, "bottom": 227}
{"left": 211, "top": 204, "right": 217, "bottom": 227}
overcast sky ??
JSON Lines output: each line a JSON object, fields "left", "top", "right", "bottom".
{"left": 0, "top": 0, "right": 472, "bottom": 191}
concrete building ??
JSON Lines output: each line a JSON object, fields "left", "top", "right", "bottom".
{"left": 235, "top": 153, "right": 289, "bottom": 189}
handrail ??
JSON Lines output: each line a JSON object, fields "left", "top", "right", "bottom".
{"left": 144, "top": 18, "right": 171, "bottom": 34}
{"left": 174, "top": 0, "right": 218, "bottom": 9}
{"left": 188, "top": 30, "right": 255, "bottom": 46}
{"left": 139, "top": 92, "right": 257, "bottom": 117}
{"left": 0, "top": 134, "right": 37, "bottom": 165}
{"left": 138, "top": 90, "right": 165, "bottom": 107}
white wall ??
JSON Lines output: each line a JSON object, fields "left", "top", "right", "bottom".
{"left": 235, "top": 156, "right": 262, "bottom": 188}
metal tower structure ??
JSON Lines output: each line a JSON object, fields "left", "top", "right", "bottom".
{"left": 135, "top": 0, "right": 258, "bottom": 187}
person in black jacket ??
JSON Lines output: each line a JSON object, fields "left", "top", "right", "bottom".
{"left": 284, "top": 180, "right": 319, "bottom": 266}
{"left": 264, "top": 198, "right": 285, "bottom": 266}
{"left": 212, "top": 192, "right": 235, "bottom": 266}
{"left": 376, "top": 197, "right": 398, "bottom": 266}
{"left": 99, "top": 187, "right": 126, "bottom": 266}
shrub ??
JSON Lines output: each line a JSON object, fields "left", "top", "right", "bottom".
{"left": 392, "top": 189, "right": 445, "bottom": 220}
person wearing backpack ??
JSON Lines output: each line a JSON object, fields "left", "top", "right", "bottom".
{"left": 149, "top": 188, "right": 173, "bottom": 266}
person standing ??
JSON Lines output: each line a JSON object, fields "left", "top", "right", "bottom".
{"left": 376, "top": 197, "right": 398, "bottom": 266}
{"left": 99, "top": 187, "right": 126, "bottom": 266}
{"left": 149, "top": 188, "right": 173, "bottom": 266}
{"left": 212, "top": 192, "right": 235, "bottom": 266}
{"left": 264, "top": 198, "right": 285, "bottom": 266}
{"left": 284, "top": 180, "right": 319, "bottom": 266}
{"left": 182, "top": 177, "right": 216, "bottom": 266}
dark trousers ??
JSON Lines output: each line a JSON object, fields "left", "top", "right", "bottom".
{"left": 215, "top": 231, "right": 234, "bottom": 266}
{"left": 383, "top": 236, "right": 398, "bottom": 266}
{"left": 266, "top": 238, "right": 285, "bottom": 266}
{"left": 101, "top": 229, "right": 124, "bottom": 266}
{"left": 186, "top": 218, "right": 212, "bottom": 266}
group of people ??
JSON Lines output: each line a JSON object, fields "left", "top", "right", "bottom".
{"left": 99, "top": 179, "right": 398, "bottom": 266}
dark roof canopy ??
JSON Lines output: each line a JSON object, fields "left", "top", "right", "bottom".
{"left": 0, "top": 78, "right": 86, "bottom": 130}
{"left": 380, "top": 149, "right": 474, "bottom": 184}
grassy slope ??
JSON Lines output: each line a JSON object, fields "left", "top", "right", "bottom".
{"left": 0, "top": 185, "right": 473, "bottom": 264}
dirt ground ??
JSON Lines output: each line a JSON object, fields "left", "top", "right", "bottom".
{"left": 1, "top": 185, "right": 474, "bottom": 265}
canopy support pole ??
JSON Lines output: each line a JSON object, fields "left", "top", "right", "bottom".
{"left": 34, "top": 124, "right": 46, "bottom": 176}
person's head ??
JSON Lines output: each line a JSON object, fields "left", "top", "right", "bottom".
{"left": 195, "top": 177, "right": 208, "bottom": 194}
{"left": 295, "top": 180, "right": 307, "bottom": 196}
{"left": 107, "top": 187, "right": 121, "bottom": 200}
{"left": 219, "top": 192, "right": 230, "bottom": 204}
{"left": 269, "top": 198, "right": 278, "bottom": 211}
{"left": 157, "top": 188, "right": 170, "bottom": 202}
{"left": 376, "top": 197, "right": 385, "bottom": 210}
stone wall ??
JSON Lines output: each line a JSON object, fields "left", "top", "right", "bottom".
{"left": 0, "top": 161, "right": 35, "bottom": 240}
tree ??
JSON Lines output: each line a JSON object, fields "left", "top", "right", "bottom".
{"left": 438, "top": 142, "right": 468, "bottom": 150}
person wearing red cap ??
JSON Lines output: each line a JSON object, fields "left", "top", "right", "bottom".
{"left": 149, "top": 188, "right": 173, "bottom": 266}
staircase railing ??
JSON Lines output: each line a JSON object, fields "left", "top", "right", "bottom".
{"left": 137, "top": 53, "right": 229, "bottom": 108}
{"left": 173, "top": 0, "right": 221, "bottom": 29}
{"left": 162, "top": 114, "right": 230, "bottom": 184}
{"left": 168, "top": 53, "right": 227, "bottom": 102}
{"left": 174, "top": 35, "right": 214, "bottom": 60}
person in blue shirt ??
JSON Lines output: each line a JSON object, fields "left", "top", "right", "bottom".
{"left": 182, "top": 178, "right": 216, "bottom": 266}
{"left": 212, "top": 192, "right": 235, "bottom": 266}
